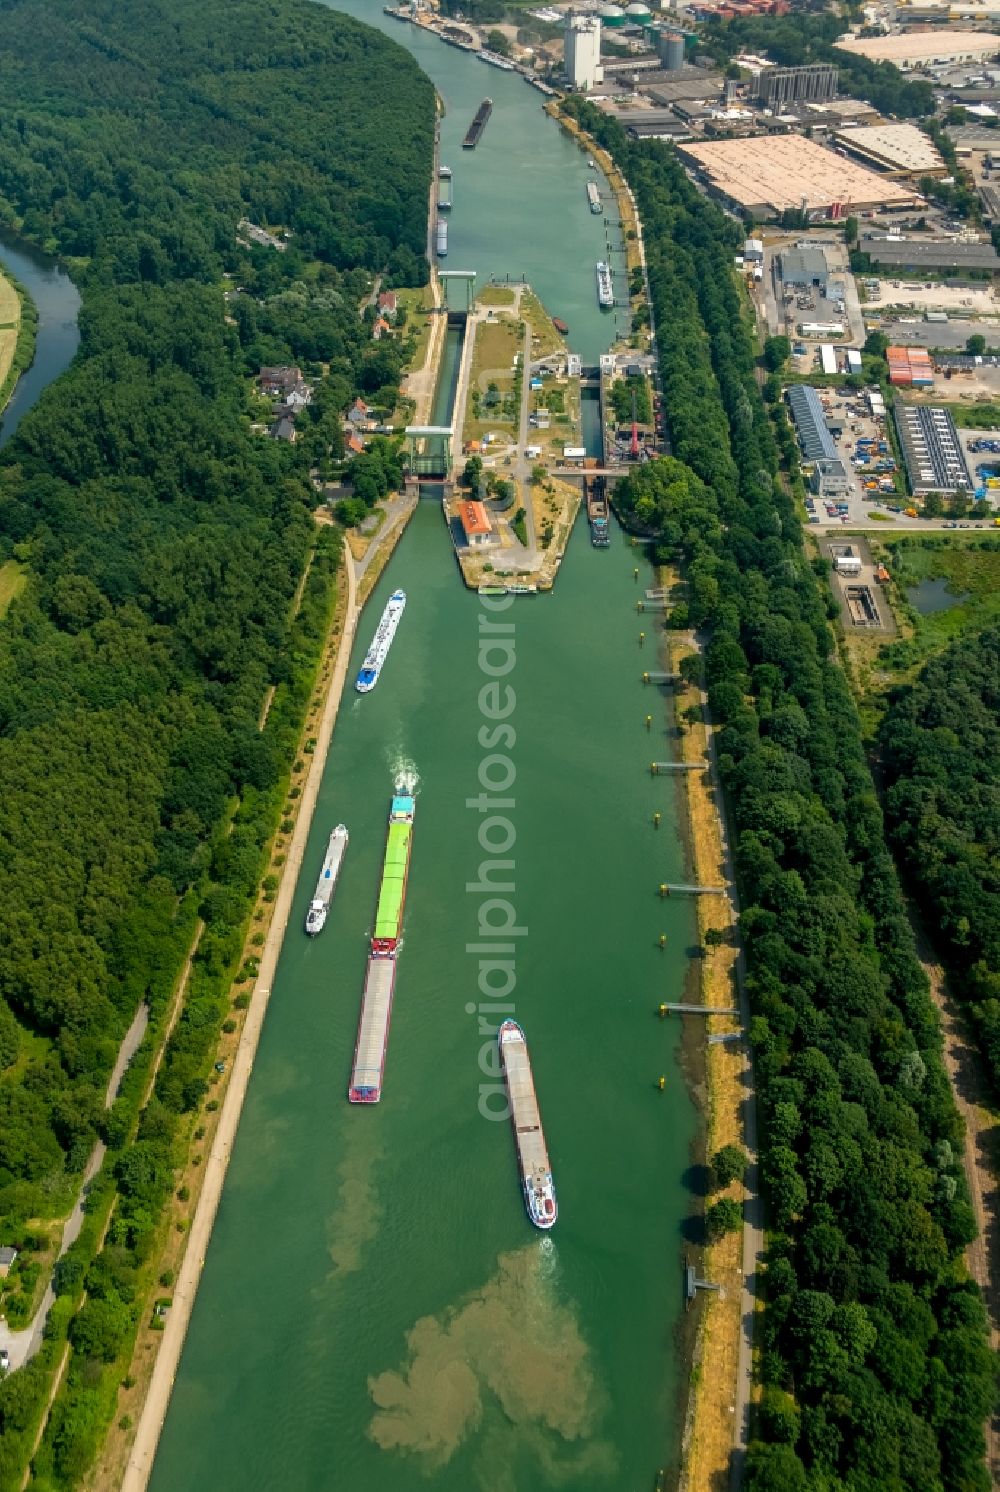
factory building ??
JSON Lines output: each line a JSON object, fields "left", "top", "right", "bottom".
{"left": 758, "top": 62, "right": 838, "bottom": 106}
{"left": 779, "top": 245, "right": 830, "bottom": 293}
{"left": 812, "top": 457, "right": 850, "bottom": 497}
{"left": 894, "top": 404, "right": 972, "bottom": 495}
{"left": 861, "top": 235, "right": 1000, "bottom": 275}
{"left": 565, "top": 14, "right": 603, "bottom": 91}
{"left": 787, "top": 385, "right": 838, "bottom": 459}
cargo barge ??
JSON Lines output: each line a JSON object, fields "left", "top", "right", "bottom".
{"left": 463, "top": 98, "right": 493, "bottom": 148}
{"left": 586, "top": 181, "right": 603, "bottom": 215}
{"left": 305, "top": 825, "right": 349, "bottom": 935}
{"left": 355, "top": 589, "right": 405, "bottom": 693}
{"left": 436, "top": 220, "right": 448, "bottom": 256}
{"left": 586, "top": 477, "right": 610, "bottom": 547}
{"left": 348, "top": 792, "right": 415, "bottom": 1104}
{"left": 498, "top": 1019, "right": 557, "bottom": 1229}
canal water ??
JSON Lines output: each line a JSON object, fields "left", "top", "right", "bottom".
{"left": 0, "top": 233, "right": 80, "bottom": 446}
{"left": 151, "top": 15, "right": 699, "bottom": 1492}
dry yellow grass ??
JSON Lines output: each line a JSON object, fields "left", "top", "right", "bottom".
{"left": 0, "top": 328, "right": 17, "bottom": 391}
{"left": 655, "top": 604, "right": 747, "bottom": 1492}
{"left": 0, "top": 271, "right": 19, "bottom": 325}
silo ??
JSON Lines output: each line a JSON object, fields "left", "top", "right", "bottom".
{"left": 659, "top": 30, "right": 685, "bottom": 70}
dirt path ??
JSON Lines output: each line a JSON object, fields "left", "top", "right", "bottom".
{"left": 920, "top": 948, "right": 1000, "bottom": 1482}
{"left": 120, "top": 553, "right": 360, "bottom": 1492}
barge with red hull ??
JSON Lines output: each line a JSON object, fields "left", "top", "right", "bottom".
{"left": 348, "top": 791, "right": 415, "bottom": 1104}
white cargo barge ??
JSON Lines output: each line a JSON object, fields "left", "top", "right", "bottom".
{"left": 305, "top": 825, "right": 349, "bottom": 936}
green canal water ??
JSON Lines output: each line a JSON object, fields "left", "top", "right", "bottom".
{"left": 151, "top": 16, "right": 699, "bottom": 1492}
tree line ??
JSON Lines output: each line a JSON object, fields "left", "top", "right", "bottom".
{"left": 0, "top": 0, "right": 432, "bottom": 1482}
{"left": 881, "top": 625, "right": 1000, "bottom": 1095}
{"left": 565, "top": 96, "right": 995, "bottom": 1491}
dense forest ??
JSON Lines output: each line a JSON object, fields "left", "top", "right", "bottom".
{"left": 881, "top": 627, "right": 1000, "bottom": 1090}
{"left": 565, "top": 97, "right": 995, "bottom": 1490}
{"left": 0, "top": 0, "right": 432, "bottom": 1481}
{"left": 700, "top": 13, "right": 936, "bottom": 120}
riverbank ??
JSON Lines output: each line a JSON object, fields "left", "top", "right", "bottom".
{"left": 110, "top": 491, "right": 419, "bottom": 1492}
{"left": 0, "top": 264, "right": 36, "bottom": 419}
{"left": 655, "top": 597, "right": 747, "bottom": 1492}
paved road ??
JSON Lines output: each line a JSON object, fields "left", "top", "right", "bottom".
{"left": 0, "top": 1001, "right": 149, "bottom": 1371}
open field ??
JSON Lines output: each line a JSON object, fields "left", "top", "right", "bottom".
{"left": 0, "top": 271, "right": 19, "bottom": 325}
{"left": 0, "top": 559, "right": 26, "bottom": 617}
{"left": 462, "top": 315, "right": 521, "bottom": 445}
{"left": 396, "top": 284, "right": 436, "bottom": 382}
{"left": 520, "top": 286, "right": 565, "bottom": 359}
{"left": 0, "top": 328, "right": 17, "bottom": 393}
{"left": 477, "top": 285, "right": 516, "bottom": 308}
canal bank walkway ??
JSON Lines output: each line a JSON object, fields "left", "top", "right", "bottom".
{"left": 0, "top": 1001, "right": 149, "bottom": 1372}
{"left": 122, "top": 550, "right": 362, "bottom": 1492}
{"left": 692, "top": 631, "right": 762, "bottom": 1492}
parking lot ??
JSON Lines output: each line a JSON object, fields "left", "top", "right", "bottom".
{"left": 802, "top": 387, "right": 909, "bottom": 528}
{"left": 956, "top": 426, "right": 1000, "bottom": 510}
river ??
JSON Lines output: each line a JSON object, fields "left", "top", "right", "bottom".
{"left": 0, "top": 233, "right": 80, "bottom": 446}
{"left": 150, "top": 16, "right": 699, "bottom": 1492}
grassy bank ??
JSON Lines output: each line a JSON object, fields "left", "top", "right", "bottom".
{"left": 0, "top": 267, "right": 36, "bottom": 416}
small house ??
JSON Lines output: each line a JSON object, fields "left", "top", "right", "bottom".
{"left": 348, "top": 398, "right": 371, "bottom": 426}
{"left": 0, "top": 1247, "right": 17, "bottom": 1278}
{"left": 459, "top": 500, "right": 494, "bottom": 548}
{"left": 378, "top": 291, "right": 398, "bottom": 319}
{"left": 257, "top": 365, "right": 303, "bottom": 399}
{"left": 269, "top": 416, "right": 296, "bottom": 443}
{"left": 372, "top": 316, "right": 393, "bottom": 341}
{"left": 346, "top": 433, "right": 365, "bottom": 455}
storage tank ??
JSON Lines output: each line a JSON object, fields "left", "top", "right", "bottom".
{"left": 659, "top": 30, "right": 684, "bottom": 70}
{"left": 600, "top": 3, "right": 626, "bottom": 26}
{"left": 625, "top": 1, "right": 652, "bottom": 21}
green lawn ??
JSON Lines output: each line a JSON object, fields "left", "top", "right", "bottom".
{"left": 0, "top": 559, "right": 26, "bottom": 617}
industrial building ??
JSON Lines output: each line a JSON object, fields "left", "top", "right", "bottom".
{"left": 787, "top": 384, "right": 849, "bottom": 495}
{"left": 831, "top": 544, "right": 863, "bottom": 575}
{"left": 758, "top": 62, "right": 838, "bottom": 106}
{"left": 812, "top": 456, "right": 850, "bottom": 496}
{"left": 565, "top": 14, "right": 603, "bottom": 91}
{"left": 676, "top": 135, "right": 921, "bottom": 217}
{"left": 832, "top": 124, "right": 946, "bottom": 178}
{"left": 779, "top": 245, "right": 830, "bottom": 292}
{"left": 861, "top": 235, "right": 1000, "bottom": 274}
{"left": 835, "top": 30, "right": 1000, "bottom": 69}
{"left": 744, "top": 237, "right": 764, "bottom": 263}
{"left": 894, "top": 404, "right": 972, "bottom": 494}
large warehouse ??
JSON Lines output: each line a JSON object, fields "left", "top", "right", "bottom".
{"left": 677, "top": 135, "right": 922, "bottom": 217}
{"left": 834, "top": 30, "right": 1000, "bottom": 68}
{"left": 833, "top": 123, "right": 947, "bottom": 178}
{"left": 861, "top": 235, "right": 1000, "bottom": 273}
{"left": 894, "top": 404, "right": 972, "bottom": 494}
